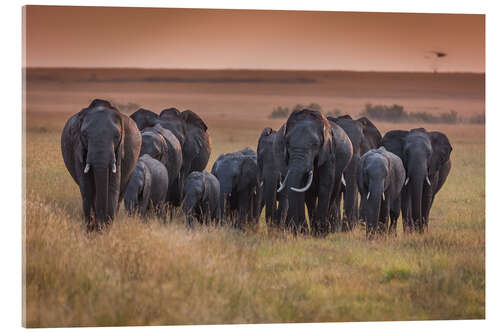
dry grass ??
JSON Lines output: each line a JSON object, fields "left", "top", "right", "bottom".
{"left": 24, "top": 70, "right": 484, "bottom": 327}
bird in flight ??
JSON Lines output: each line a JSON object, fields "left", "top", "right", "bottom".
{"left": 431, "top": 50, "right": 447, "bottom": 58}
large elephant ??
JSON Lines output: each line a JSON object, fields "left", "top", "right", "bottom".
{"left": 211, "top": 147, "right": 260, "bottom": 228}
{"left": 276, "top": 109, "right": 335, "bottom": 236}
{"left": 257, "top": 126, "right": 288, "bottom": 228}
{"left": 182, "top": 171, "right": 221, "bottom": 227}
{"left": 327, "top": 115, "right": 382, "bottom": 230}
{"left": 140, "top": 124, "right": 183, "bottom": 205}
{"left": 357, "top": 147, "right": 405, "bottom": 238}
{"left": 123, "top": 154, "right": 169, "bottom": 218}
{"left": 381, "top": 128, "right": 452, "bottom": 232}
{"left": 61, "top": 99, "right": 141, "bottom": 230}
{"left": 327, "top": 120, "right": 353, "bottom": 232}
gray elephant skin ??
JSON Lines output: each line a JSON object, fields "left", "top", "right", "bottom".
{"left": 211, "top": 147, "right": 260, "bottom": 228}
{"left": 124, "top": 154, "right": 169, "bottom": 217}
{"left": 130, "top": 107, "right": 212, "bottom": 202}
{"left": 257, "top": 126, "right": 289, "bottom": 228}
{"left": 328, "top": 115, "right": 382, "bottom": 231}
{"left": 140, "top": 124, "right": 183, "bottom": 205}
{"left": 276, "top": 109, "right": 336, "bottom": 236}
{"left": 357, "top": 147, "right": 405, "bottom": 237}
{"left": 327, "top": 120, "right": 354, "bottom": 232}
{"left": 61, "top": 99, "right": 142, "bottom": 230}
{"left": 182, "top": 171, "right": 221, "bottom": 227}
{"left": 381, "top": 128, "right": 452, "bottom": 232}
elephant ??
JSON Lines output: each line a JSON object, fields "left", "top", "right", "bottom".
{"left": 211, "top": 147, "right": 260, "bottom": 228}
{"left": 357, "top": 147, "right": 406, "bottom": 238}
{"left": 276, "top": 109, "right": 335, "bottom": 236}
{"left": 257, "top": 126, "right": 289, "bottom": 228}
{"left": 130, "top": 107, "right": 212, "bottom": 199}
{"left": 327, "top": 120, "right": 354, "bottom": 232}
{"left": 140, "top": 124, "right": 183, "bottom": 205}
{"left": 61, "top": 99, "right": 141, "bottom": 230}
{"left": 327, "top": 115, "right": 382, "bottom": 231}
{"left": 381, "top": 128, "right": 452, "bottom": 232}
{"left": 182, "top": 171, "right": 221, "bottom": 227}
{"left": 159, "top": 107, "right": 212, "bottom": 178}
{"left": 123, "top": 154, "right": 169, "bottom": 218}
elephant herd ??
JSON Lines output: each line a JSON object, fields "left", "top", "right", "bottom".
{"left": 61, "top": 99, "right": 452, "bottom": 238}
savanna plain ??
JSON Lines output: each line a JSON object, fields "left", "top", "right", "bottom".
{"left": 24, "top": 68, "right": 485, "bottom": 327}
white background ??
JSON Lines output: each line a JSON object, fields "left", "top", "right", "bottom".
{"left": 0, "top": 0, "right": 497, "bottom": 332}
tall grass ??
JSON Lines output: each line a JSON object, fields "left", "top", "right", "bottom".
{"left": 24, "top": 113, "right": 484, "bottom": 327}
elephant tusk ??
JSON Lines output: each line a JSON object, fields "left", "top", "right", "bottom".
{"left": 366, "top": 192, "right": 370, "bottom": 200}
{"left": 112, "top": 163, "right": 117, "bottom": 174}
{"left": 260, "top": 181, "right": 264, "bottom": 187}
{"left": 404, "top": 177, "right": 409, "bottom": 186}
{"left": 341, "top": 174, "right": 346, "bottom": 186}
{"left": 84, "top": 163, "right": 90, "bottom": 174}
{"left": 382, "top": 192, "right": 385, "bottom": 201}
{"left": 426, "top": 176, "right": 431, "bottom": 186}
{"left": 277, "top": 170, "right": 290, "bottom": 193}
{"left": 291, "top": 170, "right": 313, "bottom": 193}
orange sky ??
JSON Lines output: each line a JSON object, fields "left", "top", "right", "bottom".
{"left": 24, "top": 6, "right": 485, "bottom": 72}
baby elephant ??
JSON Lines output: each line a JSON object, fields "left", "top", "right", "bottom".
{"left": 182, "top": 171, "right": 221, "bottom": 227}
{"left": 124, "top": 154, "right": 169, "bottom": 217}
{"left": 357, "top": 147, "right": 405, "bottom": 238}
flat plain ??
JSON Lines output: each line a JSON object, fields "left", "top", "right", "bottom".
{"left": 24, "top": 68, "right": 485, "bottom": 327}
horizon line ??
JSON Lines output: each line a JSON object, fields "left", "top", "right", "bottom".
{"left": 24, "top": 66, "right": 485, "bottom": 75}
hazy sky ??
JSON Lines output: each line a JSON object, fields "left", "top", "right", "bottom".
{"left": 24, "top": 6, "right": 485, "bottom": 72}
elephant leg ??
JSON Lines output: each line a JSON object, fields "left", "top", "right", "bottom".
{"left": 342, "top": 162, "right": 359, "bottom": 231}
{"left": 313, "top": 167, "right": 334, "bottom": 237}
{"left": 400, "top": 185, "right": 412, "bottom": 233}
{"left": 389, "top": 197, "right": 401, "bottom": 235}
{"left": 421, "top": 183, "right": 433, "bottom": 231}
{"left": 237, "top": 191, "right": 251, "bottom": 227}
{"left": 328, "top": 172, "right": 342, "bottom": 233}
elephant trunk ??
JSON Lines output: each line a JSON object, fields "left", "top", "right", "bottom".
{"left": 365, "top": 180, "right": 384, "bottom": 238}
{"left": 93, "top": 166, "right": 110, "bottom": 226}
{"left": 409, "top": 171, "right": 425, "bottom": 233}
{"left": 219, "top": 181, "right": 233, "bottom": 220}
{"left": 182, "top": 196, "right": 197, "bottom": 227}
{"left": 286, "top": 167, "right": 309, "bottom": 233}
{"left": 123, "top": 184, "right": 138, "bottom": 215}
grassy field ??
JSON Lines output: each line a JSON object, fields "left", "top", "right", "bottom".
{"left": 24, "top": 69, "right": 485, "bottom": 327}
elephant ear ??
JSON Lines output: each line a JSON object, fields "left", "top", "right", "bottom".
{"left": 159, "top": 137, "right": 169, "bottom": 166}
{"left": 381, "top": 130, "right": 408, "bottom": 161}
{"left": 201, "top": 174, "right": 209, "bottom": 202}
{"left": 182, "top": 109, "right": 208, "bottom": 132}
{"left": 429, "top": 131, "right": 452, "bottom": 175}
{"left": 357, "top": 116, "right": 382, "bottom": 150}
{"left": 130, "top": 108, "right": 159, "bottom": 131}
{"left": 61, "top": 106, "right": 92, "bottom": 184}
{"left": 318, "top": 115, "right": 334, "bottom": 166}
{"left": 237, "top": 157, "right": 258, "bottom": 192}
{"left": 274, "top": 123, "right": 287, "bottom": 174}
{"left": 211, "top": 155, "right": 223, "bottom": 175}
{"left": 140, "top": 161, "right": 152, "bottom": 216}
{"left": 119, "top": 114, "right": 142, "bottom": 198}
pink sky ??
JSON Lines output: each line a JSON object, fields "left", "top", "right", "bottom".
{"left": 25, "top": 6, "right": 485, "bottom": 72}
